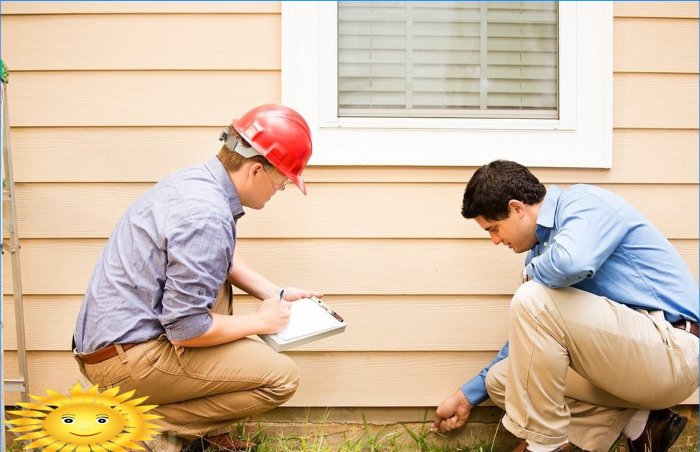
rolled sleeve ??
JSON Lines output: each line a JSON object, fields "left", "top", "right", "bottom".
{"left": 159, "top": 215, "right": 234, "bottom": 341}
{"left": 164, "top": 312, "right": 213, "bottom": 342}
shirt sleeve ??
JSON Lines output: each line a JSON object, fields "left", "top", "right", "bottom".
{"left": 460, "top": 342, "right": 509, "bottom": 406}
{"left": 159, "top": 215, "right": 234, "bottom": 341}
{"left": 526, "top": 192, "right": 628, "bottom": 288}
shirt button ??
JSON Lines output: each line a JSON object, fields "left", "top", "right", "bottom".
{"left": 544, "top": 242, "right": 548, "bottom": 246}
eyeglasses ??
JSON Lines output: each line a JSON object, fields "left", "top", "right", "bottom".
{"left": 263, "top": 166, "right": 291, "bottom": 191}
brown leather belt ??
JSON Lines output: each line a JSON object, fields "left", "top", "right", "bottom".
{"left": 76, "top": 343, "right": 139, "bottom": 365}
{"left": 672, "top": 320, "right": 699, "bottom": 338}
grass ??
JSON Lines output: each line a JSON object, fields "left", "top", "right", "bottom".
{"left": 177, "top": 412, "right": 699, "bottom": 452}
{"left": 4, "top": 410, "right": 699, "bottom": 452}
{"left": 180, "top": 421, "right": 502, "bottom": 452}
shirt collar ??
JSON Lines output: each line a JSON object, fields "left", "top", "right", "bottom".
{"left": 535, "top": 185, "right": 562, "bottom": 241}
{"left": 205, "top": 156, "right": 245, "bottom": 221}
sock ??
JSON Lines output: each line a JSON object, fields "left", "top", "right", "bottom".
{"left": 526, "top": 439, "right": 568, "bottom": 452}
{"left": 623, "top": 409, "right": 650, "bottom": 440}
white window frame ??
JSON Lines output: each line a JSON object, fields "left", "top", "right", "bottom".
{"left": 282, "top": 2, "right": 612, "bottom": 168}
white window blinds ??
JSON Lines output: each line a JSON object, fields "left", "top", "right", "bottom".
{"left": 338, "top": 2, "right": 559, "bottom": 119}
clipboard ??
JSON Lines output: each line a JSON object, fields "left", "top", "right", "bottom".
{"left": 259, "top": 297, "right": 347, "bottom": 352}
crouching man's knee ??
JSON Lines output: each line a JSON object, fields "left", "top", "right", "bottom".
{"left": 485, "top": 359, "right": 508, "bottom": 409}
{"left": 267, "top": 354, "right": 300, "bottom": 405}
{"left": 510, "top": 280, "right": 549, "bottom": 318}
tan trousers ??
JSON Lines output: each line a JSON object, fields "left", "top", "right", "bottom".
{"left": 75, "top": 284, "right": 299, "bottom": 450}
{"left": 485, "top": 282, "right": 698, "bottom": 452}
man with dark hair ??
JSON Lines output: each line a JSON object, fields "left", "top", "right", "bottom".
{"left": 433, "top": 160, "right": 698, "bottom": 452}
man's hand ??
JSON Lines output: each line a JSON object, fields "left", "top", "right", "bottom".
{"left": 432, "top": 390, "right": 473, "bottom": 433}
{"left": 280, "top": 286, "right": 324, "bottom": 301}
{"left": 255, "top": 296, "right": 292, "bottom": 334}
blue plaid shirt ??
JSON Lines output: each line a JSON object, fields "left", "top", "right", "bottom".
{"left": 74, "top": 156, "right": 244, "bottom": 353}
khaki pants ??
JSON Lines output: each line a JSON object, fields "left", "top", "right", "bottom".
{"left": 75, "top": 284, "right": 299, "bottom": 450}
{"left": 485, "top": 282, "right": 698, "bottom": 452}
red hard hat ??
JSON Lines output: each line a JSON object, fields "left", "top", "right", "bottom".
{"left": 232, "top": 104, "right": 312, "bottom": 194}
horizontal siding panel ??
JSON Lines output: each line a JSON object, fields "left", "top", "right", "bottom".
{"left": 2, "top": 295, "right": 510, "bottom": 352}
{"left": 614, "top": 18, "right": 698, "bottom": 73}
{"left": 1, "top": 238, "right": 524, "bottom": 296}
{"left": 4, "top": 352, "right": 697, "bottom": 406}
{"left": 12, "top": 127, "right": 215, "bottom": 182}
{"left": 0, "top": 2, "right": 281, "bottom": 14}
{"left": 9, "top": 71, "right": 280, "bottom": 127}
{"left": 614, "top": 2, "right": 699, "bottom": 19}
{"left": 10, "top": 73, "right": 692, "bottom": 128}
{"left": 0, "top": 351, "right": 535, "bottom": 407}
{"left": 2, "top": 297, "right": 81, "bottom": 352}
{"left": 13, "top": 183, "right": 699, "bottom": 239}
{"left": 614, "top": 74, "right": 699, "bottom": 129}
{"left": 1, "top": 14, "right": 280, "bottom": 71}
{"left": 10, "top": 128, "right": 699, "bottom": 184}
{"left": 609, "top": 129, "right": 698, "bottom": 183}
{"left": 3, "top": 239, "right": 698, "bottom": 296}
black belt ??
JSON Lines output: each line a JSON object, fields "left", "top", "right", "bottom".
{"left": 672, "top": 320, "right": 699, "bottom": 338}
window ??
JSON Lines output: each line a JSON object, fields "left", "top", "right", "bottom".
{"left": 337, "top": 2, "right": 559, "bottom": 120}
{"left": 282, "top": 2, "right": 612, "bottom": 167}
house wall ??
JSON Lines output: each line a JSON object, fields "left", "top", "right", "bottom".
{"left": 1, "top": 2, "right": 698, "bottom": 406}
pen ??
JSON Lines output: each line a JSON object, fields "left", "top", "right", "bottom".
{"left": 279, "top": 289, "right": 285, "bottom": 301}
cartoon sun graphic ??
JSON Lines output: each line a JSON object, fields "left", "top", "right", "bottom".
{"left": 6, "top": 382, "right": 162, "bottom": 451}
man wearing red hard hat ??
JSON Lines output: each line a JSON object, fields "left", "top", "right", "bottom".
{"left": 73, "top": 104, "right": 320, "bottom": 451}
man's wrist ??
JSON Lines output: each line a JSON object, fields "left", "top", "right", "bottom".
{"left": 455, "top": 390, "right": 472, "bottom": 409}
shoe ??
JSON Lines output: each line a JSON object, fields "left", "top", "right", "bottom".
{"left": 627, "top": 408, "right": 688, "bottom": 452}
{"left": 513, "top": 439, "right": 527, "bottom": 452}
{"left": 187, "top": 433, "right": 256, "bottom": 452}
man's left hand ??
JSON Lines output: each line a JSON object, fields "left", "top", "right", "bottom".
{"left": 432, "top": 390, "right": 473, "bottom": 433}
{"left": 281, "top": 287, "right": 324, "bottom": 301}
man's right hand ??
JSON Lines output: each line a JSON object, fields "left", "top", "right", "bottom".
{"left": 255, "top": 295, "right": 292, "bottom": 334}
{"left": 432, "top": 390, "right": 473, "bottom": 433}
{"left": 172, "top": 294, "right": 292, "bottom": 347}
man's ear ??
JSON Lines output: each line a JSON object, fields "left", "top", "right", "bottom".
{"left": 508, "top": 199, "right": 526, "bottom": 215}
{"left": 247, "top": 161, "right": 265, "bottom": 179}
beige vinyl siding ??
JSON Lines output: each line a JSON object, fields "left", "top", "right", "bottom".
{"left": 614, "top": 18, "right": 698, "bottom": 73}
{"left": 3, "top": 14, "right": 281, "bottom": 70}
{"left": 2, "top": 1, "right": 698, "bottom": 410}
{"left": 4, "top": 350, "right": 494, "bottom": 407}
{"left": 8, "top": 72, "right": 281, "bottom": 126}
{"left": 10, "top": 128, "right": 699, "bottom": 183}
{"left": 4, "top": 238, "right": 698, "bottom": 296}
{"left": 6, "top": 183, "right": 700, "bottom": 239}
{"left": 5, "top": 296, "right": 512, "bottom": 352}
{"left": 0, "top": 2, "right": 282, "bottom": 14}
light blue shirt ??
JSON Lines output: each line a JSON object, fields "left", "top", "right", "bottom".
{"left": 461, "top": 184, "right": 699, "bottom": 406}
{"left": 74, "top": 157, "right": 244, "bottom": 353}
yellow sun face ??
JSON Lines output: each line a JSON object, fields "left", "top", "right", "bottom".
{"left": 43, "top": 403, "right": 125, "bottom": 445}
{"left": 6, "top": 383, "right": 162, "bottom": 452}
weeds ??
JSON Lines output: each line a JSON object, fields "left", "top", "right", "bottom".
{"left": 180, "top": 409, "right": 512, "bottom": 452}
{"left": 5, "top": 409, "right": 699, "bottom": 452}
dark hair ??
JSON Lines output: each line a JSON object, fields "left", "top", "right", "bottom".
{"left": 461, "top": 160, "right": 546, "bottom": 220}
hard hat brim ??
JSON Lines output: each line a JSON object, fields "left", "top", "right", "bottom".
{"left": 291, "top": 174, "right": 307, "bottom": 195}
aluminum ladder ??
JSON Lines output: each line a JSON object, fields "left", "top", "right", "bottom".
{"left": 1, "top": 58, "right": 30, "bottom": 449}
